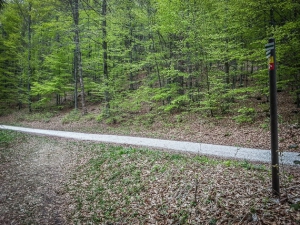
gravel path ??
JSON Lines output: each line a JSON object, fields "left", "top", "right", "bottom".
{"left": 0, "top": 133, "right": 82, "bottom": 224}
{"left": 1, "top": 125, "right": 300, "bottom": 166}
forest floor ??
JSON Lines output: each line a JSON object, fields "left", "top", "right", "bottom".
{"left": 0, "top": 90, "right": 299, "bottom": 153}
{"left": 0, "top": 132, "right": 300, "bottom": 224}
{"left": 1, "top": 91, "right": 300, "bottom": 224}
{"left": 0, "top": 133, "right": 78, "bottom": 224}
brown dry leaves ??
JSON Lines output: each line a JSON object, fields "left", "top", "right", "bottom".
{"left": 67, "top": 145, "right": 300, "bottom": 225}
{"left": 0, "top": 134, "right": 299, "bottom": 224}
{"left": 1, "top": 98, "right": 299, "bottom": 153}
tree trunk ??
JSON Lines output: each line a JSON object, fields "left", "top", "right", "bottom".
{"left": 102, "top": 0, "right": 110, "bottom": 115}
{"left": 74, "top": 0, "right": 87, "bottom": 114}
{"left": 73, "top": 49, "right": 78, "bottom": 110}
{"left": 225, "top": 61, "right": 229, "bottom": 84}
{"left": 79, "top": 52, "right": 87, "bottom": 114}
{"left": 129, "top": 41, "right": 134, "bottom": 90}
{"left": 28, "top": 2, "right": 32, "bottom": 113}
{"left": 149, "top": 34, "right": 162, "bottom": 88}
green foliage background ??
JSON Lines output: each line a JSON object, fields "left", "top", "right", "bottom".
{"left": 0, "top": 0, "right": 299, "bottom": 119}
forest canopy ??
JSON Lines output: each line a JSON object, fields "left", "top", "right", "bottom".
{"left": 0, "top": 0, "right": 299, "bottom": 119}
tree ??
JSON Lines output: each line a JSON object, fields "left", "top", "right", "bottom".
{"left": 0, "top": 0, "right": 299, "bottom": 119}
{"left": 102, "top": 0, "right": 109, "bottom": 114}
{"left": 63, "top": 0, "right": 87, "bottom": 114}
{"left": 0, "top": 0, "right": 5, "bottom": 10}
{"left": 0, "top": 1, "right": 22, "bottom": 111}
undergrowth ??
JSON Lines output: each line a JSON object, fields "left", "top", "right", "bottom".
{"left": 61, "top": 109, "right": 81, "bottom": 124}
{"left": 16, "top": 111, "right": 55, "bottom": 123}
{"left": 0, "top": 130, "right": 25, "bottom": 162}
{"left": 0, "top": 130, "right": 23, "bottom": 147}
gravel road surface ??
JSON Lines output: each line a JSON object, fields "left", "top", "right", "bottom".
{"left": 1, "top": 125, "right": 300, "bottom": 165}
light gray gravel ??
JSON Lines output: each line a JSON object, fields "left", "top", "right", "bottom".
{"left": 1, "top": 125, "right": 300, "bottom": 166}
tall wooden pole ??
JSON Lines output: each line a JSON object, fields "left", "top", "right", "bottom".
{"left": 266, "top": 38, "right": 280, "bottom": 196}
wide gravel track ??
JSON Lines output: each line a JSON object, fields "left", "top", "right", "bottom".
{"left": 1, "top": 125, "right": 300, "bottom": 166}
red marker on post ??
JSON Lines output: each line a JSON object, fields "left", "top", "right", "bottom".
{"left": 265, "top": 38, "right": 279, "bottom": 196}
{"left": 269, "top": 56, "right": 274, "bottom": 70}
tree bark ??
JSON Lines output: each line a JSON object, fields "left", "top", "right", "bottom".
{"left": 27, "top": 2, "right": 32, "bottom": 113}
{"left": 102, "top": 0, "right": 110, "bottom": 115}
{"left": 73, "top": 49, "right": 78, "bottom": 110}
{"left": 73, "top": 0, "right": 87, "bottom": 114}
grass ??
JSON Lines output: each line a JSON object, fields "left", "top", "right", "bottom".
{"left": 0, "top": 130, "right": 16, "bottom": 147}
{"left": 0, "top": 130, "right": 25, "bottom": 148}
{"left": 0, "top": 107, "right": 12, "bottom": 117}
{"left": 13, "top": 111, "right": 56, "bottom": 123}
{"left": 0, "top": 130, "right": 25, "bottom": 162}
{"left": 61, "top": 109, "right": 81, "bottom": 124}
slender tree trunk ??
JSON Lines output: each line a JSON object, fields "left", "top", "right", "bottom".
{"left": 55, "top": 16, "right": 61, "bottom": 108}
{"left": 73, "top": 0, "right": 86, "bottom": 114}
{"left": 79, "top": 52, "right": 87, "bottom": 114}
{"left": 296, "top": 73, "right": 300, "bottom": 108}
{"left": 56, "top": 94, "right": 61, "bottom": 106}
{"left": 129, "top": 41, "right": 134, "bottom": 90}
{"left": 28, "top": 2, "right": 32, "bottom": 113}
{"left": 128, "top": 9, "right": 134, "bottom": 91}
{"left": 150, "top": 34, "right": 162, "bottom": 88}
{"left": 102, "top": 0, "right": 110, "bottom": 115}
{"left": 224, "top": 0, "right": 230, "bottom": 87}
{"left": 73, "top": 49, "right": 78, "bottom": 110}
{"left": 18, "top": 77, "right": 23, "bottom": 110}
{"left": 297, "top": 91, "right": 300, "bottom": 108}
{"left": 225, "top": 61, "right": 229, "bottom": 84}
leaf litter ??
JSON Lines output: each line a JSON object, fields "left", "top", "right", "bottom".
{"left": 66, "top": 144, "right": 300, "bottom": 224}
{"left": 0, "top": 133, "right": 299, "bottom": 224}
{"left": 0, "top": 89, "right": 299, "bottom": 153}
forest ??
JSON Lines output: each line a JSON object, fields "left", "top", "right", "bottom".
{"left": 1, "top": 1, "right": 300, "bottom": 223}
{"left": 0, "top": 0, "right": 300, "bottom": 122}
